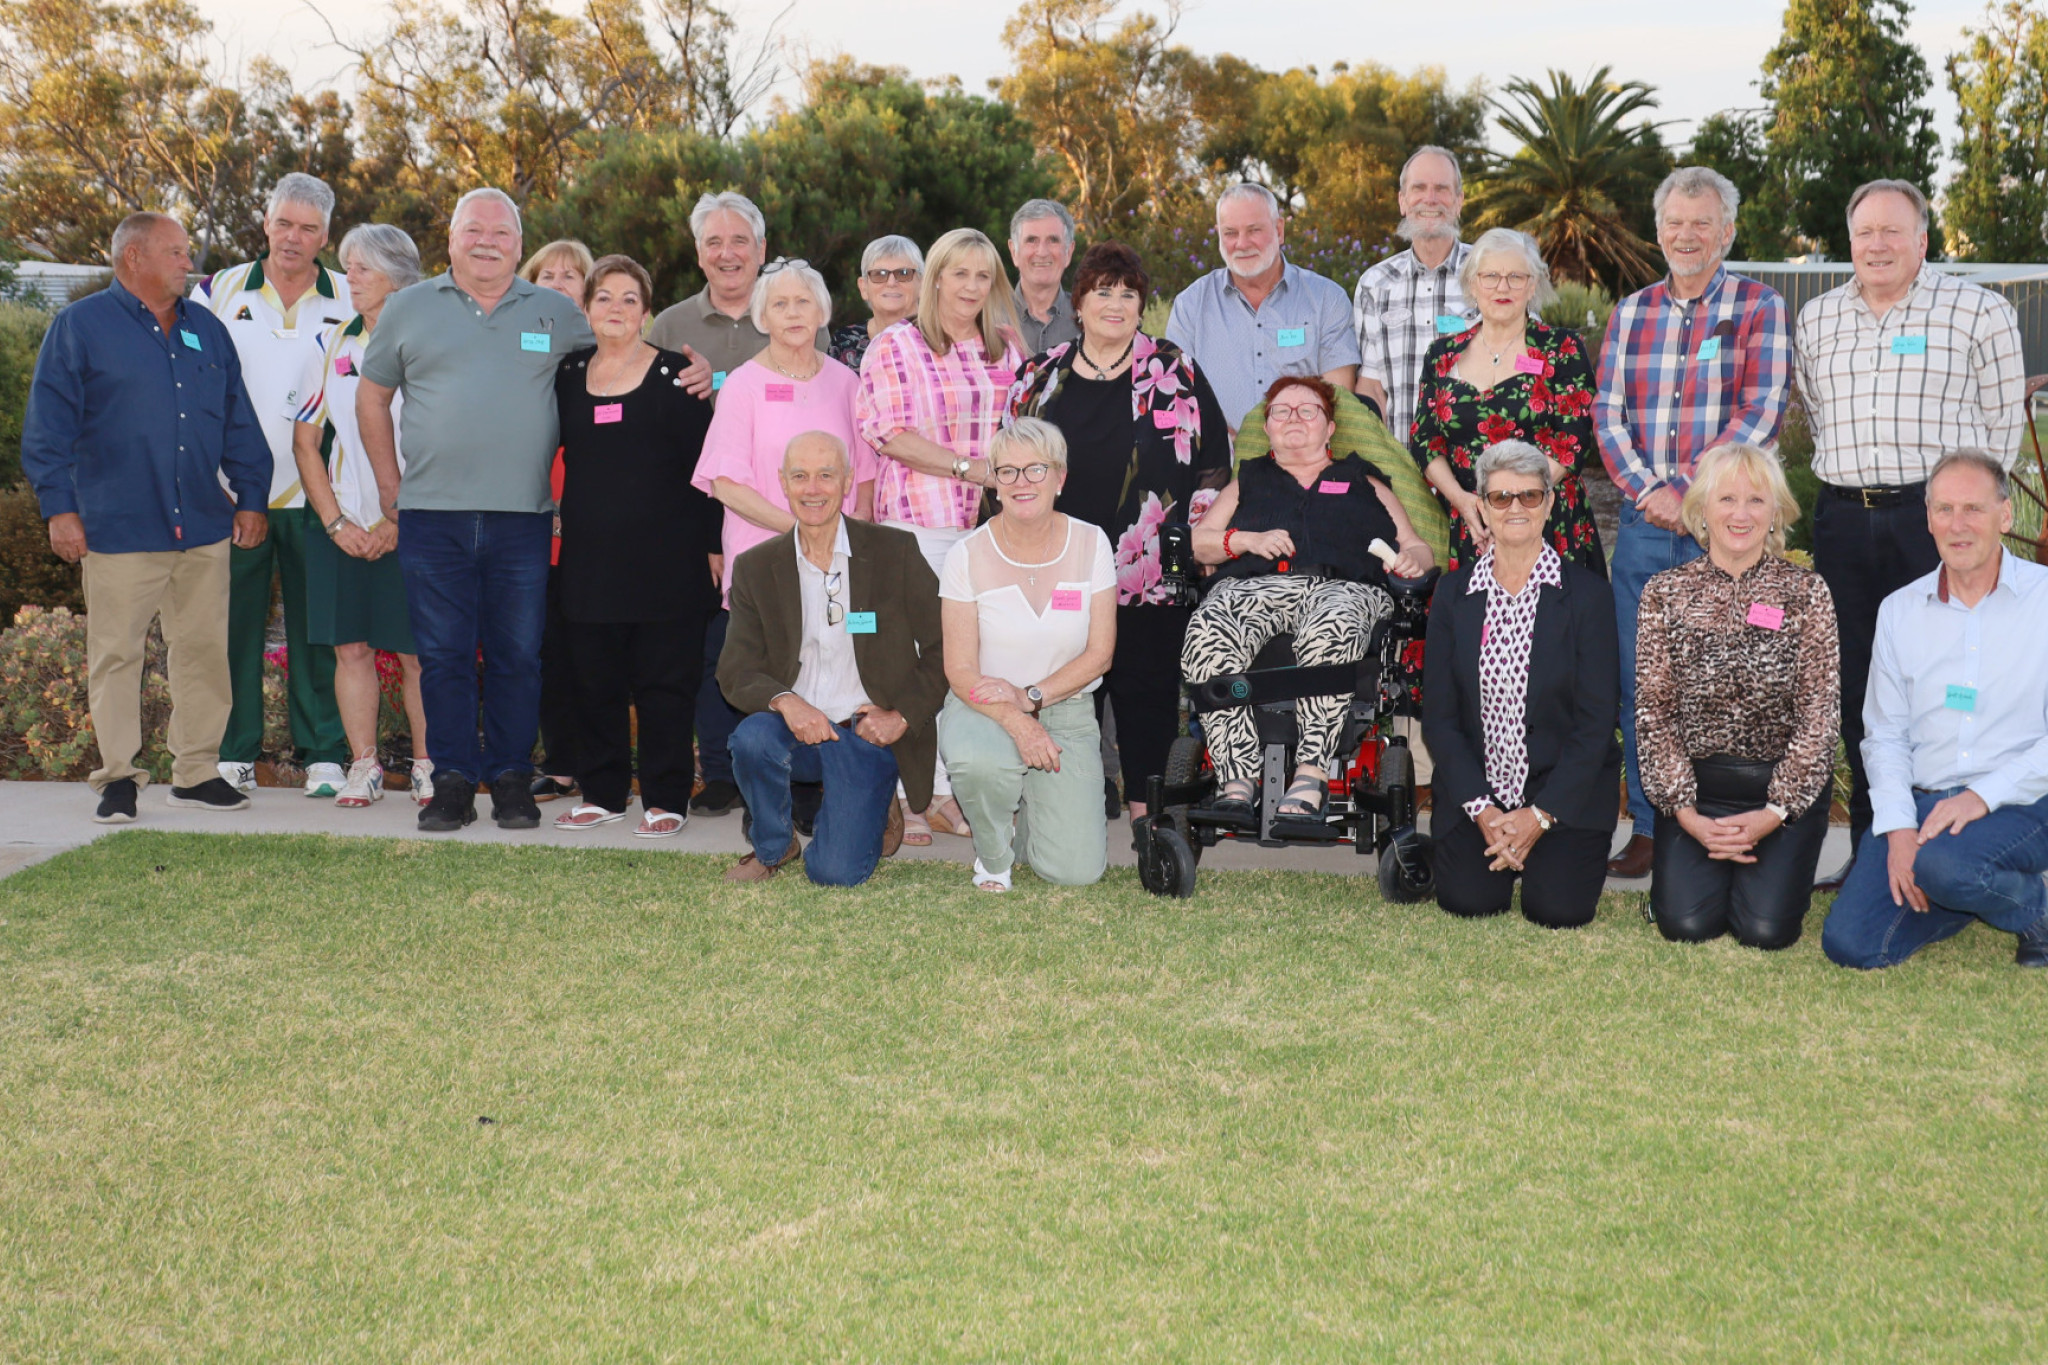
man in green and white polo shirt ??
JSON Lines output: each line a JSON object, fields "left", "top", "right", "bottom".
{"left": 193, "top": 173, "right": 355, "bottom": 796}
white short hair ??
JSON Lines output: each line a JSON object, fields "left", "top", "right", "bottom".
{"left": 750, "top": 260, "right": 832, "bottom": 333}
{"left": 1654, "top": 166, "right": 1739, "bottom": 226}
{"left": 1216, "top": 181, "right": 1283, "bottom": 221}
{"left": 338, "top": 224, "right": 422, "bottom": 291}
{"left": 690, "top": 191, "right": 765, "bottom": 242}
{"left": 1008, "top": 199, "right": 1075, "bottom": 243}
{"left": 452, "top": 187, "right": 521, "bottom": 233}
{"left": 1400, "top": 146, "right": 1463, "bottom": 194}
{"left": 861, "top": 235, "right": 924, "bottom": 274}
{"left": 1458, "top": 228, "right": 1557, "bottom": 309}
{"left": 267, "top": 173, "right": 336, "bottom": 229}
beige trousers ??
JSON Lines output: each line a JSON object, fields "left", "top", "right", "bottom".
{"left": 84, "top": 541, "right": 232, "bottom": 792}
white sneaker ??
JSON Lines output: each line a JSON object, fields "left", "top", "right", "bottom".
{"left": 410, "top": 759, "right": 435, "bottom": 806}
{"left": 336, "top": 757, "right": 384, "bottom": 808}
{"left": 218, "top": 760, "right": 257, "bottom": 791}
{"left": 304, "top": 761, "right": 348, "bottom": 798}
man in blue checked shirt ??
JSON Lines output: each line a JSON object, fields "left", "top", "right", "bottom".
{"left": 21, "top": 212, "right": 273, "bottom": 824}
{"left": 1594, "top": 166, "right": 1791, "bottom": 880}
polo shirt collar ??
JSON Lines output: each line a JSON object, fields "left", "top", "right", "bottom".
{"left": 340, "top": 313, "right": 368, "bottom": 340}
{"left": 241, "top": 257, "right": 341, "bottom": 299}
{"left": 691, "top": 286, "right": 753, "bottom": 323}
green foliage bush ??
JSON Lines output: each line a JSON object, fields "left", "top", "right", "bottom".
{"left": 0, "top": 300, "right": 53, "bottom": 489}
{"left": 1777, "top": 389, "right": 1821, "bottom": 555}
{"left": 0, "top": 483, "right": 81, "bottom": 622}
{"left": 0, "top": 605, "right": 169, "bottom": 780}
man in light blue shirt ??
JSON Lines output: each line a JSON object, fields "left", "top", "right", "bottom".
{"left": 1823, "top": 450, "right": 2048, "bottom": 969}
{"left": 1164, "top": 182, "right": 1360, "bottom": 433}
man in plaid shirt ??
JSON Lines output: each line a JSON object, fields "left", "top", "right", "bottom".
{"left": 1352, "top": 146, "right": 1478, "bottom": 444}
{"left": 1596, "top": 166, "right": 1791, "bottom": 879}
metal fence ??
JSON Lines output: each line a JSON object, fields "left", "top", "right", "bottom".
{"left": 1728, "top": 261, "right": 2048, "bottom": 377}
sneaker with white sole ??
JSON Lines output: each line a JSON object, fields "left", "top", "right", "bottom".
{"left": 336, "top": 757, "right": 384, "bottom": 808}
{"left": 410, "top": 759, "right": 435, "bottom": 806}
{"left": 304, "top": 761, "right": 347, "bottom": 797}
{"left": 218, "top": 760, "right": 257, "bottom": 791}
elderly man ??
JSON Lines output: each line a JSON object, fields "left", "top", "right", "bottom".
{"left": 1008, "top": 198, "right": 1079, "bottom": 355}
{"left": 21, "top": 212, "right": 272, "bottom": 822}
{"left": 1796, "top": 179, "right": 2027, "bottom": 875}
{"left": 1352, "top": 146, "right": 1477, "bottom": 441}
{"left": 718, "top": 431, "right": 945, "bottom": 886}
{"left": 1165, "top": 182, "right": 1361, "bottom": 433}
{"left": 1821, "top": 452, "right": 2048, "bottom": 969}
{"left": 193, "top": 172, "right": 355, "bottom": 797}
{"left": 356, "top": 187, "right": 594, "bottom": 833}
{"left": 1595, "top": 165, "right": 1792, "bottom": 879}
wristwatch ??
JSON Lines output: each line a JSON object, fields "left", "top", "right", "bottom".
{"left": 325, "top": 513, "right": 348, "bottom": 536}
{"left": 1530, "top": 806, "right": 1554, "bottom": 832}
{"left": 1025, "top": 686, "right": 1044, "bottom": 716}
{"left": 1765, "top": 801, "right": 1790, "bottom": 823}
{"left": 952, "top": 457, "right": 972, "bottom": 482}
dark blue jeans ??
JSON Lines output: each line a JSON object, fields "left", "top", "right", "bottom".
{"left": 397, "top": 509, "right": 551, "bottom": 785}
{"left": 1611, "top": 503, "right": 1704, "bottom": 838}
{"left": 730, "top": 711, "right": 900, "bottom": 886}
{"left": 1822, "top": 788, "right": 2048, "bottom": 968}
{"left": 697, "top": 610, "right": 743, "bottom": 784}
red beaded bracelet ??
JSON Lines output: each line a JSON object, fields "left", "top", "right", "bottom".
{"left": 1224, "top": 527, "right": 1240, "bottom": 559}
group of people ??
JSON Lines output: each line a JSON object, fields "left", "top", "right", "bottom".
{"left": 17, "top": 151, "right": 2042, "bottom": 968}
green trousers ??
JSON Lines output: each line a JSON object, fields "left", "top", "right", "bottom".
{"left": 938, "top": 693, "right": 1108, "bottom": 885}
{"left": 221, "top": 506, "right": 346, "bottom": 766}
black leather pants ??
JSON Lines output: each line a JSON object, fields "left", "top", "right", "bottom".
{"left": 1651, "top": 757, "right": 1830, "bottom": 950}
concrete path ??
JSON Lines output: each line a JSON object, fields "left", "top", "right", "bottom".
{"left": 0, "top": 780, "right": 1851, "bottom": 890}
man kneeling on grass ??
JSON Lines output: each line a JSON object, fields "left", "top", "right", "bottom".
{"left": 717, "top": 431, "right": 946, "bottom": 884}
{"left": 1822, "top": 450, "right": 2048, "bottom": 970}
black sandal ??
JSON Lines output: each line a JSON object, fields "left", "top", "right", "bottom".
{"left": 1211, "top": 777, "right": 1257, "bottom": 813}
{"left": 1274, "top": 775, "right": 1328, "bottom": 821}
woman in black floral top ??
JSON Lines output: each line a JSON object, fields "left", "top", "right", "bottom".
{"left": 828, "top": 234, "right": 923, "bottom": 373}
{"left": 1408, "top": 228, "right": 1604, "bottom": 577}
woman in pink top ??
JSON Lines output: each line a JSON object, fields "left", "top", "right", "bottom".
{"left": 693, "top": 259, "right": 878, "bottom": 606}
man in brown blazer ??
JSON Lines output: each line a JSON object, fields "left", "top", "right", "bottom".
{"left": 718, "top": 432, "right": 947, "bottom": 883}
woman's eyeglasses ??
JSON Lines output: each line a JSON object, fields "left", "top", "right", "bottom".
{"left": 865, "top": 267, "right": 918, "bottom": 283}
{"left": 763, "top": 256, "right": 810, "bottom": 276}
{"left": 1474, "top": 271, "right": 1534, "bottom": 291}
{"left": 993, "top": 462, "right": 1054, "bottom": 485}
{"left": 1482, "top": 487, "right": 1551, "bottom": 509}
{"left": 824, "top": 569, "right": 845, "bottom": 626}
{"left": 1267, "top": 404, "right": 1328, "bottom": 423}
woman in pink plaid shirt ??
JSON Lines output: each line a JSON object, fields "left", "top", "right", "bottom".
{"left": 857, "top": 227, "right": 1028, "bottom": 842}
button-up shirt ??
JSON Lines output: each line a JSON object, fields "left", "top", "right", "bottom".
{"left": 1014, "top": 285, "right": 1079, "bottom": 356}
{"left": 1352, "top": 241, "right": 1476, "bottom": 444}
{"left": 1865, "top": 550, "right": 2048, "bottom": 835}
{"left": 647, "top": 286, "right": 827, "bottom": 396}
{"left": 787, "top": 518, "right": 873, "bottom": 722}
{"left": 855, "top": 320, "right": 1022, "bottom": 531}
{"left": 1794, "top": 264, "right": 2027, "bottom": 488}
{"left": 21, "top": 278, "right": 271, "bottom": 554}
{"left": 1595, "top": 266, "right": 1790, "bottom": 500}
{"left": 1164, "top": 260, "right": 1362, "bottom": 431}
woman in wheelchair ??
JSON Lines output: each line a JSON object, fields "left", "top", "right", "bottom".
{"left": 1183, "top": 376, "right": 1435, "bottom": 821}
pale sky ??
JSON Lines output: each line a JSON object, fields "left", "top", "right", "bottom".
{"left": 200, "top": 0, "right": 1994, "bottom": 161}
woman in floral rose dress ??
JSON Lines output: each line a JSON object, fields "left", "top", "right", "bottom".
{"left": 1408, "top": 227, "right": 1605, "bottom": 577}
{"left": 1007, "top": 241, "right": 1230, "bottom": 819}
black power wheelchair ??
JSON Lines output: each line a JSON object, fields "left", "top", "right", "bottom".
{"left": 1130, "top": 523, "right": 1440, "bottom": 901}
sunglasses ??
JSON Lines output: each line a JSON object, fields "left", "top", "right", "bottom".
{"left": 865, "top": 267, "right": 918, "bottom": 283}
{"left": 1483, "top": 487, "right": 1551, "bottom": 509}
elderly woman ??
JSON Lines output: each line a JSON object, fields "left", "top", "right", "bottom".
{"left": 830, "top": 234, "right": 922, "bottom": 372}
{"left": 1636, "top": 443, "right": 1839, "bottom": 948}
{"left": 290, "top": 223, "right": 433, "bottom": 809}
{"left": 549, "top": 255, "right": 721, "bottom": 837}
{"left": 1423, "top": 440, "right": 1621, "bottom": 928}
{"left": 939, "top": 419, "right": 1117, "bottom": 891}
{"left": 857, "top": 226, "right": 1027, "bottom": 840}
{"left": 1409, "top": 228, "right": 1603, "bottom": 576}
{"left": 1008, "top": 240, "right": 1230, "bottom": 820}
{"left": 1183, "top": 375, "right": 1434, "bottom": 821}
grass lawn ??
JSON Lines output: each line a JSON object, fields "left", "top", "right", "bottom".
{"left": 2, "top": 833, "right": 2043, "bottom": 1361}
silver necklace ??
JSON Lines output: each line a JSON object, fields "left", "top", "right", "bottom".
{"left": 767, "top": 351, "right": 820, "bottom": 382}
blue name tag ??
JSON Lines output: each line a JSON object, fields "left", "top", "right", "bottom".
{"left": 1946, "top": 684, "right": 1977, "bottom": 713}
{"left": 1275, "top": 327, "right": 1307, "bottom": 348}
{"left": 845, "top": 610, "right": 877, "bottom": 635}
{"left": 1697, "top": 336, "right": 1721, "bottom": 361}
{"left": 1892, "top": 334, "right": 1927, "bottom": 356}
{"left": 520, "top": 332, "right": 550, "bottom": 353}
{"left": 711, "top": 370, "right": 727, "bottom": 390}
{"left": 1435, "top": 314, "right": 1467, "bottom": 335}
{"left": 179, "top": 329, "right": 202, "bottom": 351}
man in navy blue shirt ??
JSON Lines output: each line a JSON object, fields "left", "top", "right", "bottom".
{"left": 22, "top": 211, "right": 273, "bottom": 823}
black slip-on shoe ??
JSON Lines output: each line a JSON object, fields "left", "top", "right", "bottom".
{"left": 2018, "top": 909, "right": 2048, "bottom": 968}
{"left": 791, "top": 781, "right": 823, "bottom": 837}
{"left": 165, "top": 777, "right": 251, "bottom": 811}
{"left": 418, "top": 773, "right": 477, "bottom": 832}
{"left": 690, "top": 779, "right": 744, "bottom": 816}
{"left": 490, "top": 772, "right": 542, "bottom": 830}
{"left": 94, "top": 778, "right": 138, "bottom": 824}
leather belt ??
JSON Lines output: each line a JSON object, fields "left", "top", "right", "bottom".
{"left": 1822, "top": 480, "right": 1924, "bottom": 509}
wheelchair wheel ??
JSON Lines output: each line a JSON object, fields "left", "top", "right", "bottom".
{"left": 1138, "top": 820, "right": 1199, "bottom": 898}
{"left": 1164, "top": 735, "right": 1204, "bottom": 792}
{"left": 1378, "top": 834, "right": 1435, "bottom": 904}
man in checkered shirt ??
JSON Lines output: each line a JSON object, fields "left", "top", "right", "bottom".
{"left": 1796, "top": 178, "right": 2027, "bottom": 866}
{"left": 1351, "top": 146, "right": 1478, "bottom": 444}
{"left": 1595, "top": 166, "right": 1791, "bottom": 880}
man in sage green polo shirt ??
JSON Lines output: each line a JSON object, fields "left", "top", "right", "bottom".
{"left": 355, "top": 186, "right": 594, "bottom": 834}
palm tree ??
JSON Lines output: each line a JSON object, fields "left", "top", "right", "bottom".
{"left": 1468, "top": 68, "right": 1673, "bottom": 291}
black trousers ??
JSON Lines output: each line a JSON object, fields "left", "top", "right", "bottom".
{"left": 1434, "top": 816, "right": 1610, "bottom": 929}
{"left": 1812, "top": 489, "right": 1938, "bottom": 846}
{"left": 566, "top": 615, "right": 706, "bottom": 814}
{"left": 537, "top": 563, "right": 580, "bottom": 775}
{"left": 1097, "top": 602, "right": 1194, "bottom": 797}
{"left": 1650, "top": 757, "right": 1831, "bottom": 950}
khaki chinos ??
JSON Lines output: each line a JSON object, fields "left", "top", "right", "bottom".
{"left": 83, "top": 540, "right": 233, "bottom": 791}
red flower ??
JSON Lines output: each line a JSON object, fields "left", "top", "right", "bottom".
{"left": 1434, "top": 351, "right": 1457, "bottom": 377}
{"left": 1428, "top": 387, "right": 1454, "bottom": 424}
{"left": 1557, "top": 334, "right": 1581, "bottom": 358}
{"left": 1535, "top": 427, "right": 1582, "bottom": 467}
{"left": 1526, "top": 380, "right": 1551, "bottom": 415}
{"left": 1477, "top": 413, "right": 1519, "bottom": 445}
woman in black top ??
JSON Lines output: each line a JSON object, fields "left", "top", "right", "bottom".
{"left": 1006, "top": 241, "right": 1231, "bottom": 818}
{"left": 1183, "top": 375, "right": 1435, "bottom": 821}
{"left": 551, "top": 254, "right": 721, "bottom": 836}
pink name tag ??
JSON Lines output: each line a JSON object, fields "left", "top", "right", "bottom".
{"left": 1746, "top": 601, "right": 1785, "bottom": 631}
{"left": 1318, "top": 480, "right": 1349, "bottom": 494}
{"left": 764, "top": 383, "right": 795, "bottom": 403}
{"left": 987, "top": 368, "right": 1016, "bottom": 387}
{"left": 333, "top": 355, "right": 355, "bottom": 376}
{"left": 593, "top": 403, "right": 623, "bottom": 424}
{"left": 1050, "top": 588, "right": 1084, "bottom": 611}
{"left": 1514, "top": 353, "right": 1546, "bottom": 376}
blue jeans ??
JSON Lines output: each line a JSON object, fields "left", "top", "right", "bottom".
{"left": 396, "top": 510, "right": 551, "bottom": 785}
{"left": 697, "top": 611, "right": 742, "bottom": 784}
{"left": 1822, "top": 788, "right": 2048, "bottom": 969}
{"left": 730, "top": 710, "right": 901, "bottom": 886}
{"left": 1611, "top": 503, "right": 1704, "bottom": 838}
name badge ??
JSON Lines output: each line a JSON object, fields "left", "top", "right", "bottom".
{"left": 333, "top": 356, "right": 355, "bottom": 377}
{"left": 1945, "top": 684, "right": 1977, "bottom": 713}
{"left": 1891, "top": 334, "right": 1928, "bottom": 356}
{"left": 1435, "top": 314, "right": 1467, "bottom": 335}
{"left": 1513, "top": 353, "right": 1545, "bottom": 376}
{"left": 764, "top": 383, "right": 795, "bottom": 403}
{"left": 1317, "top": 480, "right": 1349, "bottom": 494}
{"left": 711, "top": 370, "right": 727, "bottom": 390}
{"left": 1746, "top": 601, "right": 1784, "bottom": 631}
{"left": 1697, "top": 336, "right": 1721, "bottom": 361}
{"left": 520, "top": 332, "right": 550, "bottom": 353}
{"left": 179, "top": 329, "right": 202, "bottom": 351}
{"left": 1275, "top": 327, "right": 1307, "bottom": 348}
{"left": 593, "top": 403, "right": 623, "bottom": 424}
{"left": 1050, "top": 588, "right": 1085, "bottom": 611}
{"left": 845, "top": 610, "right": 877, "bottom": 634}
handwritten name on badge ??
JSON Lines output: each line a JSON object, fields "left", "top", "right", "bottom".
{"left": 1746, "top": 602, "right": 1784, "bottom": 631}
{"left": 711, "top": 370, "right": 727, "bottom": 391}
{"left": 1697, "top": 337, "right": 1721, "bottom": 361}
{"left": 1275, "top": 327, "right": 1307, "bottom": 348}
{"left": 1317, "top": 480, "right": 1349, "bottom": 494}
{"left": 593, "top": 403, "right": 623, "bottom": 424}
{"left": 179, "top": 330, "right": 203, "bottom": 350}
{"left": 1050, "top": 588, "right": 1084, "bottom": 611}
{"left": 520, "top": 332, "right": 550, "bottom": 353}
{"left": 845, "top": 610, "right": 878, "bottom": 634}
{"left": 1945, "top": 684, "right": 1977, "bottom": 713}
{"left": 1436, "top": 314, "right": 1467, "bottom": 335}
{"left": 1891, "top": 335, "right": 1928, "bottom": 356}
{"left": 764, "top": 383, "right": 795, "bottom": 403}
{"left": 1514, "top": 353, "right": 1545, "bottom": 376}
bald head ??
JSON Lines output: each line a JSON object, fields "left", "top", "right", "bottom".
{"left": 781, "top": 431, "right": 852, "bottom": 530}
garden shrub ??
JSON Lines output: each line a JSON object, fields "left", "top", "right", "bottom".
{"left": 0, "top": 300, "right": 52, "bottom": 489}
{"left": 0, "top": 605, "right": 170, "bottom": 780}
{"left": 0, "top": 484, "right": 82, "bottom": 622}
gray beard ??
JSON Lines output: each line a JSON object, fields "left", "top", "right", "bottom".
{"left": 1396, "top": 214, "right": 1460, "bottom": 245}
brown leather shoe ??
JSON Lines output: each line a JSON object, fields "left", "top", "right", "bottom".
{"left": 725, "top": 837, "right": 800, "bottom": 883}
{"left": 1606, "top": 832, "right": 1653, "bottom": 879}
{"left": 881, "top": 795, "right": 904, "bottom": 857}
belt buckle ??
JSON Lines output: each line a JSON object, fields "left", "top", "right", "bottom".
{"left": 1860, "top": 487, "right": 1885, "bottom": 509}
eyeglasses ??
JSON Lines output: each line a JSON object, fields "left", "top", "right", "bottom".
{"left": 1482, "top": 487, "right": 1551, "bottom": 509}
{"left": 824, "top": 569, "right": 845, "bottom": 627}
{"left": 1474, "top": 271, "right": 1534, "bottom": 291}
{"left": 762, "top": 256, "right": 810, "bottom": 276}
{"left": 1267, "top": 404, "right": 1328, "bottom": 423}
{"left": 865, "top": 267, "right": 918, "bottom": 283}
{"left": 993, "top": 462, "right": 1054, "bottom": 485}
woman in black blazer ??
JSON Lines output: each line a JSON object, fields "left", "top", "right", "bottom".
{"left": 1422, "top": 439, "right": 1621, "bottom": 928}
